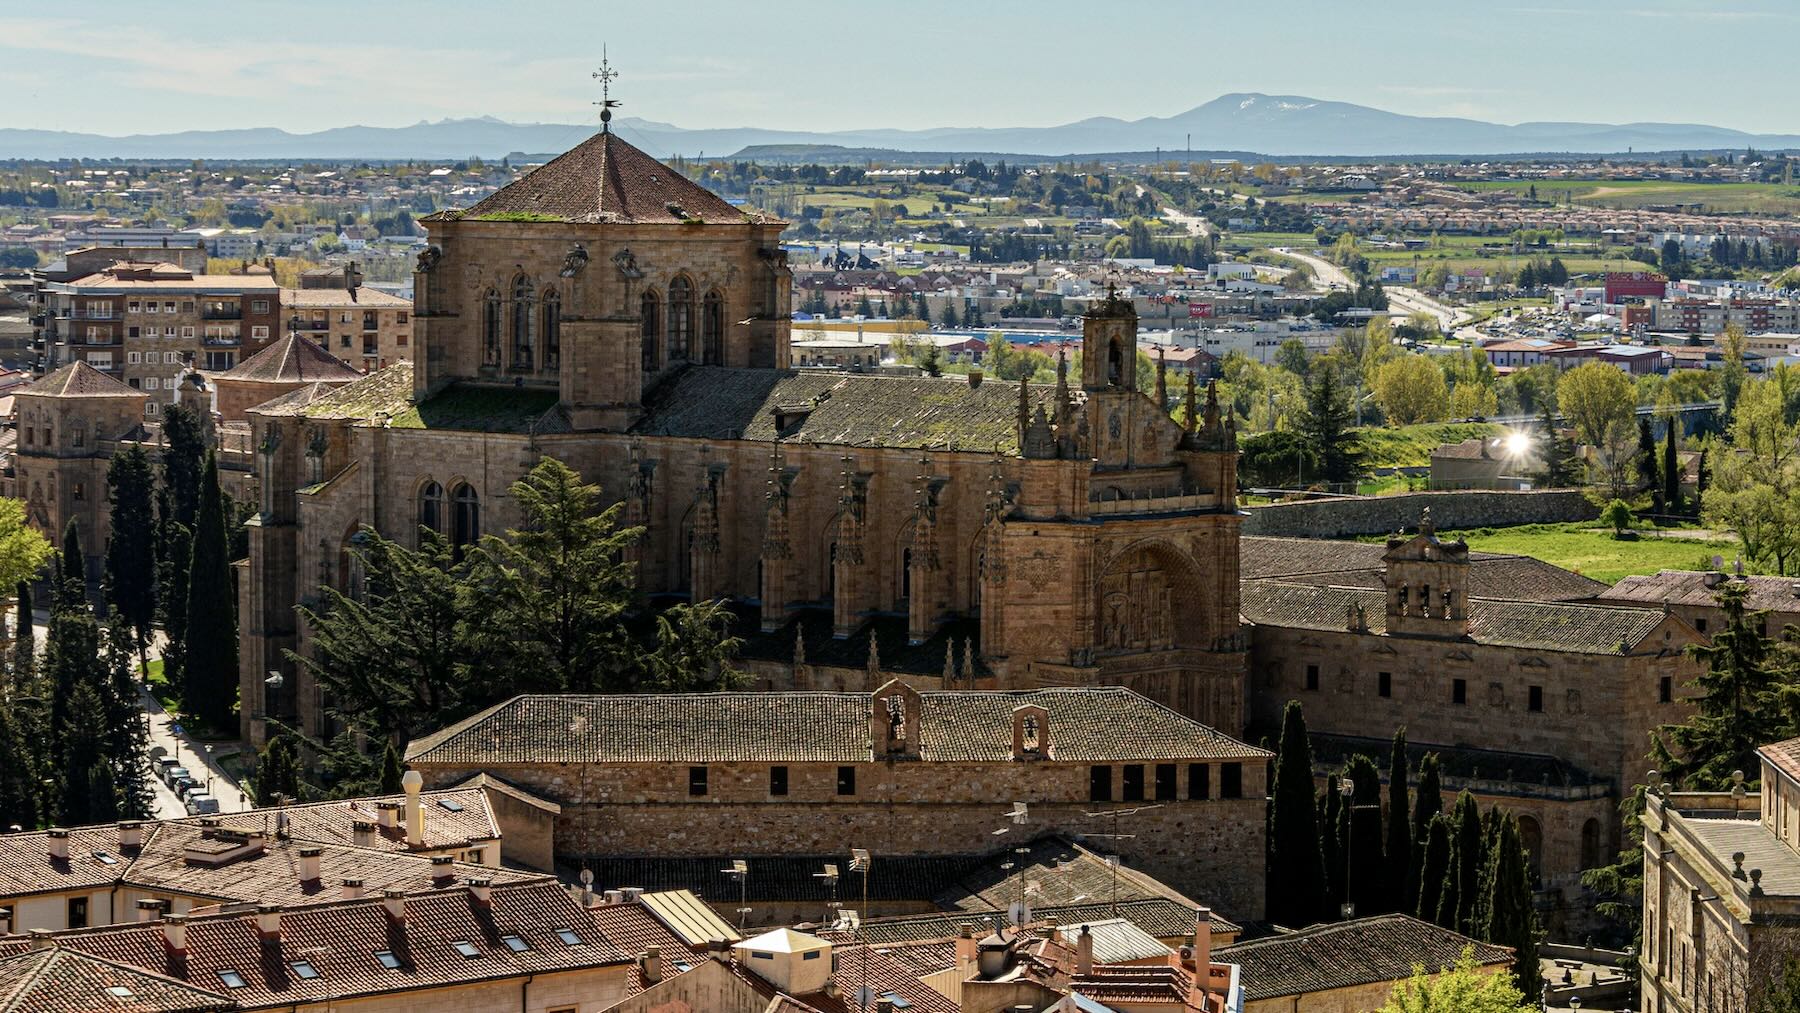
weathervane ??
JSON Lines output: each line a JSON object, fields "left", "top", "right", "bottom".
{"left": 592, "top": 47, "right": 621, "bottom": 133}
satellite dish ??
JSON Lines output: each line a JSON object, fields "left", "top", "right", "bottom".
{"left": 579, "top": 869, "right": 594, "bottom": 887}
{"left": 1008, "top": 901, "right": 1032, "bottom": 926}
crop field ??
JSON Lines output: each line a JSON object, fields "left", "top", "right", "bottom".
{"left": 1454, "top": 179, "right": 1800, "bottom": 215}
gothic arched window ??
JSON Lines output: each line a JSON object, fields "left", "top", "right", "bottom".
{"left": 452, "top": 483, "right": 480, "bottom": 548}
{"left": 510, "top": 274, "right": 534, "bottom": 371}
{"left": 482, "top": 290, "right": 501, "bottom": 367}
{"left": 418, "top": 481, "right": 444, "bottom": 535}
{"left": 640, "top": 290, "right": 660, "bottom": 372}
{"left": 702, "top": 289, "right": 724, "bottom": 365}
{"left": 541, "top": 289, "right": 561, "bottom": 372}
{"left": 667, "top": 277, "right": 693, "bottom": 362}
{"left": 1108, "top": 338, "right": 1124, "bottom": 386}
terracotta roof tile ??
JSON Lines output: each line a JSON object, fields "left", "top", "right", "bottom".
{"left": 0, "top": 946, "right": 233, "bottom": 1013}
{"left": 1761, "top": 737, "right": 1800, "bottom": 784}
{"left": 404, "top": 688, "right": 1268, "bottom": 766}
{"left": 18, "top": 361, "right": 144, "bottom": 399}
{"left": 280, "top": 287, "right": 410, "bottom": 308}
{"left": 445, "top": 131, "right": 761, "bottom": 226}
{"left": 221, "top": 334, "right": 362, "bottom": 384}
{"left": 1599, "top": 570, "right": 1800, "bottom": 614}
{"left": 252, "top": 361, "right": 411, "bottom": 421}
{"left": 169, "top": 788, "right": 500, "bottom": 853}
{"left": 1216, "top": 914, "right": 1511, "bottom": 1001}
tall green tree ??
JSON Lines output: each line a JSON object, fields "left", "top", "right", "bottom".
{"left": 1417, "top": 812, "right": 1451, "bottom": 924}
{"left": 1663, "top": 419, "right": 1682, "bottom": 514}
{"left": 104, "top": 446, "right": 158, "bottom": 665}
{"left": 57, "top": 518, "right": 84, "bottom": 609}
{"left": 253, "top": 735, "right": 302, "bottom": 805}
{"left": 160, "top": 401, "right": 206, "bottom": 531}
{"left": 1638, "top": 416, "right": 1661, "bottom": 508}
{"left": 101, "top": 620, "right": 155, "bottom": 820}
{"left": 1442, "top": 791, "right": 1485, "bottom": 933}
{"left": 183, "top": 453, "right": 238, "bottom": 732}
{"left": 12, "top": 581, "right": 33, "bottom": 685}
{"left": 1344, "top": 754, "right": 1384, "bottom": 918}
{"left": 1481, "top": 814, "right": 1541, "bottom": 1003}
{"left": 156, "top": 488, "right": 191, "bottom": 696}
{"left": 1267, "top": 701, "right": 1326, "bottom": 927}
{"left": 1298, "top": 365, "right": 1363, "bottom": 487}
{"left": 0, "top": 499, "right": 50, "bottom": 602}
{"left": 1656, "top": 581, "right": 1788, "bottom": 789}
{"left": 1534, "top": 404, "right": 1582, "bottom": 487}
{"left": 1582, "top": 785, "right": 1647, "bottom": 961}
{"left": 1409, "top": 753, "right": 1443, "bottom": 914}
{"left": 0, "top": 702, "right": 40, "bottom": 831}
{"left": 379, "top": 740, "right": 404, "bottom": 794}
{"left": 57, "top": 681, "right": 117, "bottom": 826}
{"left": 1384, "top": 730, "right": 1413, "bottom": 914}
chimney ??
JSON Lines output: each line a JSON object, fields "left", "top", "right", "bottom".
{"left": 468, "top": 877, "right": 492, "bottom": 908}
{"left": 136, "top": 900, "right": 164, "bottom": 923}
{"left": 162, "top": 913, "right": 188, "bottom": 955}
{"left": 1075, "top": 924, "right": 1094, "bottom": 976}
{"left": 342, "top": 878, "right": 364, "bottom": 900}
{"left": 643, "top": 944, "right": 662, "bottom": 984}
{"left": 118, "top": 821, "right": 144, "bottom": 851}
{"left": 968, "top": 367, "right": 984, "bottom": 388}
{"left": 297, "top": 847, "right": 322, "bottom": 884}
{"left": 255, "top": 904, "right": 281, "bottom": 942}
{"left": 352, "top": 820, "right": 375, "bottom": 848}
{"left": 1193, "top": 906, "right": 1213, "bottom": 976}
{"left": 402, "top": 770, "right": 425, "bottom": 846}
{"left": 28, "top": 929, "right": 51, "bottom": 951}
{"left": 955, "top": 923, "right": 977, "bottom": 966}
{"left": 376, "top": 801, "right": 399, "bottom": 831}
{"left": 430, "top": 855, "right": 456, "bottom": 886}
{"left": 381, "top": 890, "right": 407, "bottom": 923}
{"left": 46, "top": 828, "right": 69, "bottom": 862}
{"left": 877, "top": 1000, "right": 895, "bottom": 1013}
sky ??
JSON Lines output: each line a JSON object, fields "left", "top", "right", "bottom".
{"left": 3, "top": 0, "right": 1798, "bottom": 137}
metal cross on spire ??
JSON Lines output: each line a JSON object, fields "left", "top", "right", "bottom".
{"left": 591, "top": 48, "right": 621, "bottom": 132}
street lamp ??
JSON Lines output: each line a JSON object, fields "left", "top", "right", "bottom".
{"left": 1339, "top": 778, "right": 1356, "bottom": 920}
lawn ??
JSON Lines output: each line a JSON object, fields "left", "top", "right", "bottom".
{"left": 1453, "top": 179, "right": 1800, "bottom": 215}
{"left": 1439, "top": 522, "right": 1741, "bottom": 584}
{"left": 1354, "top": 422, "right": 1501, "bottom": 469}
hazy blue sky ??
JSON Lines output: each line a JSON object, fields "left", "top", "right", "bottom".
{"left": 3, "top": 0, "right": 1796, "bottom": 135}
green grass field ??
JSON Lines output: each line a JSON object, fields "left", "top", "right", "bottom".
{"left": 1355, "top": 422, "right": 1501, "bottom": 469}
{"left": 1440, "top": 522, "right": 1740, "bottom": 584}
{"left": 1453, "top": 179, "right": 1800, "bottom": 215}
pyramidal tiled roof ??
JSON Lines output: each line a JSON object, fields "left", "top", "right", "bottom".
{"left": 223, "top": 333, "right": 363, "bottom": 384}
{"left": 0, "top": 946, "right": 233, "bottom": 1013}
{"left": 19, "top": 361, "right": 143, "bottom": 399}
{"left": 444, "top": 131, "right": 760, "bottom": 225}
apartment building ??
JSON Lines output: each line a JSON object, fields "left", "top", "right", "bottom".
{"left": 40, "top": 262, "right": 281, "bottom": 411}
{"left": 281, "top": 263, "right": 412, "bottom": 369}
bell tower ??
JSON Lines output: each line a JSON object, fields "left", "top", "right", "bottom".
{"left": 1081, "top": 284, "right": 1137, "bottom": 391}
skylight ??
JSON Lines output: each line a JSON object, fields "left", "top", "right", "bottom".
{"left": 501, "top": 934, "right": 529, "bottom": 953}
{"left": 375, "top": 950, "right": 401, "bottom": 970}
{"left": 437, "top": 799, "right": 465, "bottom": 812}
{"left": 218, "top": 970, "right": 247, "bottom": 989}
{"left": 106, "top": 986, "right": 133, "bottom": 998}
{"left": 555, "top": 928, "right": 583, "bottom": 946}
{"left": 882, "top": 993, "right": 913, "bottom": 1010}
{"left": 290, "top": 960, "right": 319, "bottom": 980}
{"left": 92, "top": 851, "right": 118, "bottom": 866}
{"left": 452, "top": 940, "right": 480, "bottom": 958}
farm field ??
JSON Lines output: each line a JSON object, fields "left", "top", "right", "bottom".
{"left": 1453, "top": 179, "right": 1800, "bottom": 215}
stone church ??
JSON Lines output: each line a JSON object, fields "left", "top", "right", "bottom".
{"left": 236, "top": 127, "right": 1247, "bottom": 747}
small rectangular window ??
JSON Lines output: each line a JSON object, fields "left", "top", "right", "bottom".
{"left": 1305, "top": 664, "right": 1319, "bottom": 690}
{"left": 1378, "top": 672, "right": 1392, "bottom": 698}
{"left": 1154, "top": 763, "right": 1177, "bottom": 801}
{"left": 1221, "top": 763, "right": 1243, "bottom": 799}
{"left": 67, "top": 897, "right": 87, "bottom": 929}
{"left": 501, "top": 934, "right": 529, "bottom": 952}
{"left": 836, "top": 766, "right": 856, "bottom": 796}
{"left": 1452, "top": 678, "right": 1467, "bottom": 705}
{"left": 1122, "top": 764, "right": 1145, "bottom": 802}
{"left": 1089, "top": 765, "right": 1112, "bottom": 802}
{"left": 688, "top": 766, "right": 708, "bottom": 796}
{"left": 218, "top": 970, "right": 247, "bottom": 989}
{"left": 290, "top": 960, "right": 318, "bottom": 980}
{"left": 1696, "top": 617, "right": 1708, "bottom": 633}
{"left": 452, "top": 940, "right": 479, "bottom": 958}
{"left": 769, "top": 766, "right": 788, "bottom": 797}
{"left": 1189, "top": 763, "right": 1211, "bottom": 800}
{"left": 555, "top": 928, "right": 583, "bottom": 946}
{"left": 1660, "top": 675, "right": 1674, "bottom": 704}
{"left": 1528, "top": 685, "right": 1544, "bottom": 712}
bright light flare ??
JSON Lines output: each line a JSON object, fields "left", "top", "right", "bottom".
{"left": 1503, "top": 430, "right": 1533, "bottom": 457}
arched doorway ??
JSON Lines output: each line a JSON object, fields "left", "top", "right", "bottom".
{"left": 1096, "top": 541, "right": 1212, "bottom": 654}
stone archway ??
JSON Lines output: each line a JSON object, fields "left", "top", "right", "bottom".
{"left": 1095, "top": 539, "right": 1213, "bottom": 655}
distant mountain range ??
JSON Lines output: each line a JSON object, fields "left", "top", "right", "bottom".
{"left": 5, "top": 94, "right": 1800, "bottom": 161}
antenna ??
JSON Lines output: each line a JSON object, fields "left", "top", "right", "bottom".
{"left": 720, "top": 859, "right": 750, "bottom": 930}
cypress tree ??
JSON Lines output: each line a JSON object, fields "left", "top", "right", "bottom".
{"left": 57, "top": 518, "right": 83, "bottom": 608}
{"left": 0, "top": 702, "right": 40, "bottom": 831}
{"left": 1417, "top": 812, "right": 1451, "bottom": 924}
{"left": 1344, "top": 754, "right": 1384, "bottom": 918}
{"left": 1267, "top": 701, "right": 1326, "bottom": 927}
{"left": 1695, "top": 445, "right": 1710, "bottom": 515}
{"left": 58, "top": 681, "right": 117, "bottom": 826}
{"left": 12, "top": 581, "right": 33, "bottom": 684}
{"left": 1384, "top": 730, "right": 1412, "bottom": 914}
{"left": 1446, "top": 792, "right": 1485, "bottom": 934}
{"left": 380, "top": 741, "right": 404, "bottom": 794}
{"left": 160, "top": 402, "right": 206, "bottom": 531}
{"left": 104, "top": 446, "right": 158, "bottom": 667}
{"left": 254, "top": 735, "right": 301, "bottom": 805}
{"left": 184, "top": 453, "right": 238, "bottom": 733}
{"left": 1637, "top": 416, "right": 1660, "bottom": 507}
{"left": 1535, "top": 404, "right": 1581, "bottom": 487}
{"left": 157, "top": 488, "right": 192, "bottom": 696}
{"left": 102, "top": 620, "right": 155, "bottom": 820}
{"left": 1320, "top": 776, "right": 1344, "bottom": 918}
{"left": 1409, "top": 753, "right": 1442, "bottom": 916}
{"left": 1663, "top": 419, "right": 1681, "bottom": 514}
{"left": 1483, "top": 815, "right": 1541, "bottom": 1002}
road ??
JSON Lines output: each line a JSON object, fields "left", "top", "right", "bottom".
{"left": 1387, "top": 286, "right": 1472, "bottom": 331}
{"left": 1160, "top": 207, "right": 1213, "bottom": 239}
{"left": 144, "top": 689, "right": 251, "bottom": 818}
{"left": 1273, "top": 247, "right": 1351, "bottom": 290}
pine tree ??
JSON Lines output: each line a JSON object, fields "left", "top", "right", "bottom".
{"left": 0, "top": 702, "right": 40, "bottom": 831}
{"left": 104, "top": 446, "right": 158, "bottom": 666}
{"left": 1482, "top": 814, "right": 1541, "bottom": 1003}
{"left": 380, "top": 741, "right": 404, "bottom": 794}
{"left": 12, "top": 581, "right": 33, "bottom": 684}
{"left": 1663, "top": 419, "right": 1682, "bottom": 514}
{"left": 1267, "top": 701, "right": 1326, "bottom": 927}
{"left": 1417, "top": 812, "right": 1451, "bottom": 924}
{"left": 1299, "top": 366, "right": 1363, "bottom": 487}
{"left": 1657, "top": 581, "right": 1788, "bottom": 789}
{"left": 183, "top": 453, "right": 238, "bottom": 733}
{"left": 1384, "top": 730, "right": 1413, "bottom": 914}
{"left": 1535, "top": 404, "right": 1581, "bottom": 487}
{"left": 1447, "top": 792, "right": 1486, "bottom": 934}
{"left": 1409, "top": 753, "right": 1443, "bottom": 916}
{"left": 1344, "top": 754, "right": 1384, "bottom": 918}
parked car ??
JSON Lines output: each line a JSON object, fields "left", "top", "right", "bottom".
{"left": 153, "top": 757, "right": 178, "bottom": 782}
{"left": 172, "top": 776, "right": 203, "bottom": 800}
{"left": 184, "top": 794, "right": 219, "bottom": 816}
{"left": 163, "top": 766, "right": 191, "bottom": 788}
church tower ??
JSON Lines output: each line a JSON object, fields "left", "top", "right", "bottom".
{"left": 1382, "top": 509, "right": 1471, "bottom": 638}
{"left": 1081, "top": 284, "right": 1137, "bottom": 391}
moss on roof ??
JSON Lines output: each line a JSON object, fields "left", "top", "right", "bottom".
{"left": 389, "top": 384, "right": 564, "bottom": 434}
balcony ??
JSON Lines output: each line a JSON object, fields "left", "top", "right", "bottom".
{"left": 201, "top": 306, "right": 242, "bottom": 321}
{"left": 203, "top": 336, "right": 242, "bottom": 348}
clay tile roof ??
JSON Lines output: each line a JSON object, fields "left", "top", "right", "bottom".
{"left": 933, "top": 837, "right": 1213, "bottom": 917}
{"left": 447, "top": 131, "right": 759, "bottom": 226}
{"left": 1216, "top": 914, "right": 1511, "bottom": 1001}
{"left": 404, "top": 688, "right": 1268, "bottom": 767}
{"left": 1239, "top": 580, "right": 1674, "bottom": 655}
{"left": 0, "top": 826, "right": 138, "bottom": 899}
{"left": 18, "top": 361, "right": 144, "bottom": 399}
{"left": 1761, "top": 737, "right": 1800, "bottom": 784}
{"left": 169, "top": 788, "right": 500, "bottom": 853}
{"left": 47, "top": 881, "right": 630, "bottom": 1009}
{"left": 0, "top": 946, "right": 233, "bottom": 1013}
{"left": 634, "top": 367, "right": 1063, "bottom": 453}
{"left": 1267, "top": 555, "right": 1606, "bottom": 604}
{"left": 252, "top": 361, "right": 412, "bottom": 421}
{"left": 1599, "top": 570, "right": 1800, "bottom": 614}
{"left": 222, "top": 334, "right": 363, "bottom": 384}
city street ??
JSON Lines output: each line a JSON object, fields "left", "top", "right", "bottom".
{"left": 142, "top": 687, "right": 250, "bottom": 818}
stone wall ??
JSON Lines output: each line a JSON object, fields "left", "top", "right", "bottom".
{"left": 1242, "top": 490, "right": 1597, "bottom": 539}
